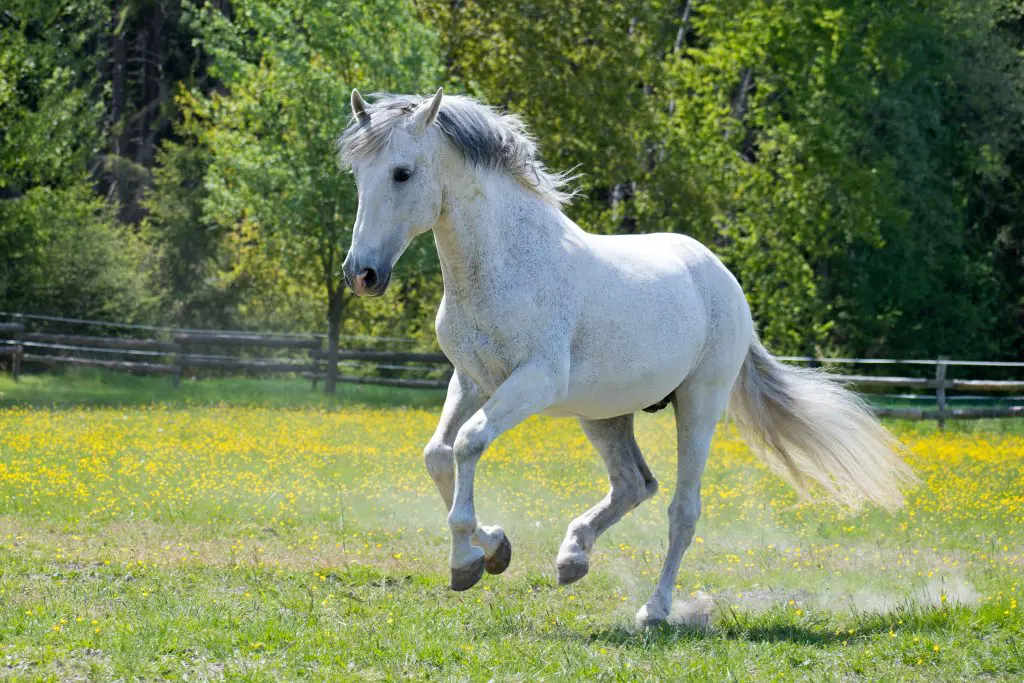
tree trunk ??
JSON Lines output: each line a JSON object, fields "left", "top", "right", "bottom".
{"left": 324, "top": 285, "right": 346, "bottom": 395}
{"left": 109, "top": 0, "right": 127, "bottom": 203}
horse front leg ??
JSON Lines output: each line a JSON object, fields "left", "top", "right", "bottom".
{"left": 448, "top": 362, "right": 567, "bottom": 591}
{"left": 423, "top": 371, "right": 511, "bottom": 574}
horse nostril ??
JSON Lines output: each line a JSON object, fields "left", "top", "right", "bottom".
{"left": 358, "top": 268, "right": 378, "bottom": 289}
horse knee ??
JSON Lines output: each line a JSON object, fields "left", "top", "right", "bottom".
{"left": 453, "top": 421, "right": 489, "bottom": 463}
{"left": 599, "top": 472, "right": 644, "bottom": 516}
{"left": 423, "top": 440, "right": 452, "bottom": 480}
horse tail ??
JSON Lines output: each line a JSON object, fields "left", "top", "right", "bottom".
{"left": 727, "top": 338, "right": 918, "bottom": 510}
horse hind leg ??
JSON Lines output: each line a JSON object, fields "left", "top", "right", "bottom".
{"left": 636, "top": 379, "right": 730, "bottom": 627}
{"left": 633, "top": 440, "right": 659, "bottom": 502}
{"left": 556, "top": 414, "right": 656, "bottom": 585}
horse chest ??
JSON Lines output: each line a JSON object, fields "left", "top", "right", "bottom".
{"left": 435, "top": 302, "right": 535, "bottom": 394}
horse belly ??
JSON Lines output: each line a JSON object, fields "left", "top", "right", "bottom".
{"left": 555, "top": 353, "right": 697, "bottom": 419}
{"left": 555, "top": 291, "right": 707, "bottom": 420}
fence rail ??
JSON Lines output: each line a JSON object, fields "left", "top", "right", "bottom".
{"left": 310, "top": 349, "right": 451, "bottom": 364}
{"left": 23, "top": 332, "right": 178, "bottom": 352}
{"left": 0, "top": 317, "right": 451, "bottom": 392}
{"left": 877, "top": 406, "right": 1024, "bottom": 421}
{"left": 22, "top": 353, "right": 175, "bottom": 375}
{"left": 838, "top": 375, "right": 1024, "bottom": 392}
{"left": 173, "top": 332, "right": 321, "bottom": 349}
{"left": 1, "top": 313, "right": 1022, "bottom": 424}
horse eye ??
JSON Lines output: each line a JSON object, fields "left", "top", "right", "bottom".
{"left": 392, "top": 167, "right": 412, "bottom": 183}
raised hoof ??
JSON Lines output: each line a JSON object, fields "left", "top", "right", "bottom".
{"left": 556, "top": 556, "right": 589, "bottom": 585}
{"left": 484, "top": 536, "right": 512, "bottom": 575}
{"left": 450, "top": 556, "right": 486, "bottom": 591}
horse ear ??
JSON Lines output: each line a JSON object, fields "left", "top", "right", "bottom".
{"left": 413, "top": 87, "right": 443, "bottom": 134}
{"left": 351, "top": 89, "right": 370, "bottom": 125}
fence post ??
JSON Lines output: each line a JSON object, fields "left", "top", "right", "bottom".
{"left": 12, "top": 315, "right": 23, "bottom": 382}
{"left": 172, "top": 341, "right": 182, "bottom": 390}
{"left": 310, "top": 339, "right": 323, "bottom": 391}
{"left": 935, "top": 356, "right": 949, "bottom": 430}
{"left": 12, "top": 346, "right": 22, "bottom": 383}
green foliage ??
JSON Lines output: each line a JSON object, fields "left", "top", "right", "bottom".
{"left": 0, "top": 182, "right": 158, "bottom": 320}
{"left": 420, "top": 0, "right": 673, "bottom": 235}
{"left": 424, "top": 0, "right": 1024, "bottom": 357}
{"left": 177, "top": 0, "right": 441, "bottom": 337}
{"left": 1, "top": 0, "right": 1022, "bottom": 359}
{"left": 0, "top": 1, "right": 106, "bottom": 194}
{"left": 0, "top": 1, "right": 157, "bottom": 322}
{"left": 140, "top": 138, "right": 237, "bottom": 328}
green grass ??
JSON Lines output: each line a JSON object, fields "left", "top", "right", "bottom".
{"left": 2, "top": 368, "right": 1018, "bottom": 434}
{"left": 0, "top": 371, "right": 1021, "bottom": 680}
{"left": 0, "top": 368, "right": 445, "bottom": 410}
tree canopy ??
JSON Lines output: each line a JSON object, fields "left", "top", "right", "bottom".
{"left": 1, "top": 0, "right": 1022, "bottom": 360}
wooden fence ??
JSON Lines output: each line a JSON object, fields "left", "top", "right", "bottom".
{"left": 775, "top": 356, "right": 1024, "bottom": 427}
{"left": 1, "top": 313, "right": 1022, "bottom": 423}
{"left": 0, "top": 314, "right": 452, "bottom": 392}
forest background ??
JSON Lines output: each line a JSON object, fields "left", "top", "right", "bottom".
{"left": 2, "top": 0, "right": 1023, "bottom": 361}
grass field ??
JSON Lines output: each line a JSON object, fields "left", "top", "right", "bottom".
{"left": 0, "top": 372, "right": 1021, "bottom": 680}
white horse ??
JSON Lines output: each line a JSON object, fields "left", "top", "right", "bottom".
{"left": 337, "top": 88, "right": 916, "bottom": 626}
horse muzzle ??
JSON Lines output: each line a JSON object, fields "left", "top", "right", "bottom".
{"left": 343, "top": 256, "right": 392, "bottom": 297}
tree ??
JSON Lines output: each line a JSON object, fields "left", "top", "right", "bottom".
{"left": 423, "top": 0, "right": 1024, "bottom": 358}
{"left": 140, "top": 137, "right": 240, "bottom": 328}
{"left": 0, "top": 1, "right": 157, "bottom": 322}
{"left": 420, "top": 0, "right": 675, "bottom": 237}
{"left": 182, "top": 0, "right": 440, "bottom": 390}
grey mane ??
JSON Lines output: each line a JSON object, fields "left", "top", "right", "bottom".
{"left": 336, "top": 93, "right": 576, "bottom": 206}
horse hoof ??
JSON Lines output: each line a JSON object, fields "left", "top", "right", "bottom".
{"left": 485, "top": 535, "right": 512, "bottom": 575}
{"left": 556, "top": 555, "right": 589, "bottom": 585}
{"left": 635, "top": 603, "right": 669, "bottom": 628}
{"left": 450, "top": 556, "right": 486, "bottom": 591}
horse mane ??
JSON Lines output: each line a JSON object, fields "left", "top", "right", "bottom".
{"left": 336, "top": 93, "right": 577, "bottom": 206}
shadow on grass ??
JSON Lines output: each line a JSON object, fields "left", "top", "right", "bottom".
{"left": 587, "top": 602, "right": 963, "bottom": 649}
{"left": 0, "top": 368, "right": 446, "bottom": 410}
{"left": 589, "top": 622, "right": 847, "bottom": 648}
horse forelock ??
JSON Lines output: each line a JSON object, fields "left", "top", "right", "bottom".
{"left": 336, "top": 93, "right": 576, "bottom": 206}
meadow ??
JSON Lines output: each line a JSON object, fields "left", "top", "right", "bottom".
{"left": 0, "top": 373, "right": 1021, "bottom": 681}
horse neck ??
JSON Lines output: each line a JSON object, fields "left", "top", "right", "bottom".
{"left": 433, "top": 168, "right": 570, "bottom": 301}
